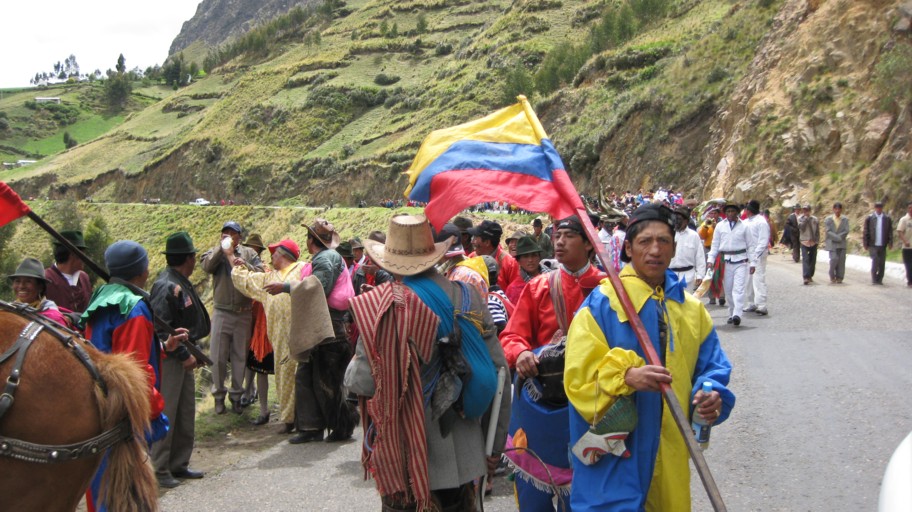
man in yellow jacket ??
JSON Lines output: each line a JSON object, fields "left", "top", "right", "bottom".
{"left": 565, "top": 203, "right": 735, "bottom": 511}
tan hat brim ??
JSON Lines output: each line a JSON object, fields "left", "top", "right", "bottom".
{"left": 363, "top": 237, "right": 452, "bottom": 276}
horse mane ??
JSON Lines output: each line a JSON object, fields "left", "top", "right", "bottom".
{"left": 92, "top": 350, "right": 159, "bottom": 512}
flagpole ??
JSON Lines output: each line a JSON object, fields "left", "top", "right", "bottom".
{"left": 512, "top": 98, "right": 725, "bottom": 510}
{"left": 23, "top": 209, "right": 213, "bottom": 366}
{"left": 573, "top": 208, "right": 727, "bottom": 511}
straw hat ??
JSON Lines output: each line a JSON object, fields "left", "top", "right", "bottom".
{"left": 364, "top": 214, "right": 453, "bottom": 276}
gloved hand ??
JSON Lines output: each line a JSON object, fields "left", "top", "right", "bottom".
{"left": 145, "top": 413, "right": 170, "bottom": 445}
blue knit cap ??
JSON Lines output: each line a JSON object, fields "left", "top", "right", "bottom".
{"left": 105, "top": 240, "right": 149, "bottom": 280}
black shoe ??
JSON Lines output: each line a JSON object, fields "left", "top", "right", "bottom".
{"left": 279, "top": 423, "right": 295, "bottom": 435}
{"left": 158, "top": 475, "right": 181, "bottom": 488}
{"left": 214, "top": 400, "right": 226, "bottom": 415}
{"left": 230, "top": 400, "right": 243, "bottom": 415}
{"left": 708, "top": 298, "right": 716, "bottom": 305}
{"left": 173, "top": 469, "right": 204, "bottom": 479}
{"left": 732, "top": 315, "right": 741, "bottom": 326}
{"left": 239, "top": 396, "right": 250, "bottom": 408}
{"left": 726, "top": 317, "right": 733, "bottom": 324}
{"left": 289, "top": 430, "right": 324, "bottom": 444}
{"left": 744, "top": 305, "right": 757, "bottom": 313}
{"left": 326, "top": 429, "right": 353, "bottom": 442}
{"left": 252, "top": 414, "right": 270, "bottom": 426}
{"left": 719, "top": 298, "right": 726, "bottom": 306}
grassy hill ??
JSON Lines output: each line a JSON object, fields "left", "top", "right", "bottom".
{"left": 2, "top": 0, "right": 910, "bottom": 221}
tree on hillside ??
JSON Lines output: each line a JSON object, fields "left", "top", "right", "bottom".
{"left": 105, "top": 53, "right": 132, "bottom": 110}
{"left": 64, "top": 54, "right": 80, "bottom": 78}
{"left": 417, "top": 13, "right": 428, "bottom": 33}
{"left": 63, "top": 131, "right": 78, "bottom": 149}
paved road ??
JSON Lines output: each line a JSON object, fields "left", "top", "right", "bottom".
{"left": 161, "top": 254, "right": 912, "bottom": 511}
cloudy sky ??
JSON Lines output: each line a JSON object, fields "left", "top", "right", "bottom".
{"left": 1, "top": 0, "right": 201, "bottom": 88}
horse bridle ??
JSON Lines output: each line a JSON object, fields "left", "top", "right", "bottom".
{"left": 0, "top": 300, "right": 132, "bottom": 464}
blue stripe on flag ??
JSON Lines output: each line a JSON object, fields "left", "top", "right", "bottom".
{"left": 409, "top": 139, "right": 566, "bottom": 202}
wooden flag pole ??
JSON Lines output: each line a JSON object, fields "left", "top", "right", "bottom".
{"left": 24, "top": 210, "right": 213, "bottom": 366}
{"left": 575, "top": 207, "right": 727, "bottom": 511}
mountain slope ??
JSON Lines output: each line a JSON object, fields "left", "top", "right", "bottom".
{"left": 5, "top": 0, "right": 911, "bottom": 218}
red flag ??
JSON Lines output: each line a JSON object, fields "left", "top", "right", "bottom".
{"left": 0, "top": 181, "right": 31, "bottom": 227}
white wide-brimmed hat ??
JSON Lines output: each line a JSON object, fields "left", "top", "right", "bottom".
{"left": 363, "top": 214, "right": 453, "bottom": 276}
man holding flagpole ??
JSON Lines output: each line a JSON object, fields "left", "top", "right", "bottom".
{"left": 403, "top": 97, "right": 730, "bottom": 509}
{"left": 565, "top": 203, "right": 735, "bottom": 511}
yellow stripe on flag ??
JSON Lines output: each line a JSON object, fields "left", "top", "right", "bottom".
{"left": 404, "top": 98, "right": 550, "bottom": 196}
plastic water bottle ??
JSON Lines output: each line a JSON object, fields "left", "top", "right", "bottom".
{"left": 691, "top": 381, "right": 713, "bottom": 450}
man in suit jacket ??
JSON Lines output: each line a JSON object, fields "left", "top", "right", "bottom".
{"left": 862, "top": 201, "right": 893, "bottom": 284}
{"left": 824, "top": 202, "right": 850, "bottom": 283}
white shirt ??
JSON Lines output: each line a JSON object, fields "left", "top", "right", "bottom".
{"left": 874, "top": 213, "right": 884, "bottom": 246}
{"left": 745, "top": 214, "right": 771, "bottom": 262}
{"left": 707, "top": 219, "right": 754, "bottom": 266}
{"left": 670, "top": 228, "right": 707, "bottom": 277}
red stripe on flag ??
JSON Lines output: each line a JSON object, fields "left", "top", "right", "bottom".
{"left": 423, "top": 168, "right": 583, "bottom": 229}
{"left": 0, "top": 181, "right": 31, "bottom": 227}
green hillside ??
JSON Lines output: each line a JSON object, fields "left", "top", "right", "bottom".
{"left": 3, "top": 0, "right": 910, "bottom": 220}
{"left": 0, "top": 83, "right": 155, "bottom": 168}
{"left": 0, "top": 0, "right": 782, "bottom": 202}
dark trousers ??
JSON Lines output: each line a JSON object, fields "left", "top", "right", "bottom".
{"left": 791, "top": 235, "right": 801, "bottom": 262}
{"left": 903, "top": 248, "right": 912, "bottom": 285}
{"left": 869, "top": 246, "right": 887, "bottom": 283}
{"left": 151, "top": 357, "right": 196, "bottom": 477}
{"left": 801, "top": 245, "right": 817, "bottom": 279}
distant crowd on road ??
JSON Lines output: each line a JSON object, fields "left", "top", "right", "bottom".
{"left": 7, "top": 191, "right": 912, "bottom": 511}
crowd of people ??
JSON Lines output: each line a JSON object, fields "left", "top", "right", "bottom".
{"left": 6, "top": 194, "right": 911, "bottom": 511}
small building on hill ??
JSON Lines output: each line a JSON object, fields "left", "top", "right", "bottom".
{"left": 34, "top": 97, "right": 61, "bottom": 104}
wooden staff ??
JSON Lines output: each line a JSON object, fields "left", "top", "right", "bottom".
{"left": 25, "top": 210, "right": 214, "bottom": 366}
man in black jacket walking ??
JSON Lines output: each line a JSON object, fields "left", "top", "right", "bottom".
{"left": 862, "top": 201, "right": 893, "bottom": 284}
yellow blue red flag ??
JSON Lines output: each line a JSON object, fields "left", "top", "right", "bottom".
{"left": 404, "top": 96, "right": 584, "bottom": 229}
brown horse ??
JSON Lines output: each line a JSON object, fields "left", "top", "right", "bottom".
{"left": 0, "top": 303, "right": 159, "bottom": 511}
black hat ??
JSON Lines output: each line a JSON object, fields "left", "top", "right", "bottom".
{"left": 468, "top": 220, "right": 503, "bottom": 239}
{"left": 162, "top": 231, "right": 198, "bottom": 255}
{"left": 723, "top": 202, "right": 741, "bottom": 213}
{"left": 481, "top": 255, "right": 499, "bottom": 280}
{"left": 8, "top": 257, "right": 48, "bottom": 282}
{"left": 514, "top": 236, "right": 542, "bottom": 257}
{"left": 673, "top": 205, "right": 691, "bottom": 218}
{"left": 435, "top": 223, "right": 465, "bottom": 256}
{"left": 626, "top": 203, "right": 676, "bottom": 232}
{"left": 746, "top": 200, "right": 761, "bottom": 215}
{"left": 350, "top": 237, "right": 364, "bottom": 250}
{"left": 336, "top": 241, "right": 354, "bottom": 258}
{"left": 53, "top": 230, "right": 87, "bottom": 249}
{"left": 874, "top": 200, "right": 884, "bottom": 207}
{"left": 555, "top": 215, "right": 585, "bottom": 235}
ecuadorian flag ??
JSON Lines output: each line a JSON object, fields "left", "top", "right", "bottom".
{"left": 404, "top": 96, "right": 584, "bottom": 229}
